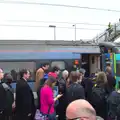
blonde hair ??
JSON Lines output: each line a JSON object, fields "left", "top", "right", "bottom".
{"left": 96, "top": 72, "right": 107, "bottom": 86}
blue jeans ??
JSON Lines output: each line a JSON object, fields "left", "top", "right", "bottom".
{"left": 48, "top": 112, "right": 56, "bottom": 120}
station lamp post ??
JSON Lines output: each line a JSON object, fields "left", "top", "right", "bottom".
{"left": 73, "top": 24, "right": 76, "bottom": 41}
{"left": 49, "top": 25, "right": 56, "bottom": 40}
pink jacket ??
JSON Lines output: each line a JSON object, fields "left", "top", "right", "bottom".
{"left": 40, "top": 85, "right": 55, "bottom": 114}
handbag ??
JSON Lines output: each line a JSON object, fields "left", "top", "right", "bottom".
{"left": 34, "top": 104, "right": 52, "bottom": 120}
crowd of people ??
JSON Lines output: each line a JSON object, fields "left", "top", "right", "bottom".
{"left": 35, "top": 63, "right": 118, "bottom": 120}
{"left": 0, "top": 62, "right": 119, "bottom": 120}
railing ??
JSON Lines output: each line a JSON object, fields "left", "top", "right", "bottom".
{"left": 92, "top": 22, "right": 120, "bottom": 43}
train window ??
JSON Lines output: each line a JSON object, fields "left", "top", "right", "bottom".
{"left": 0, "top": 62, "right": 36, "bottom": 81}
{"left": 51, "top": 61, "right": 65, "bottom": 70}
{"left": 116, "top": 61, "right": 120, "bottom": 76}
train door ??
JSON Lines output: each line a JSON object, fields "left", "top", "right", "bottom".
{"left": 81, "top": 54, "right": 90, "bottom": 77}
{"left": 89, "top": 54, "right": 101, "bottom": 75}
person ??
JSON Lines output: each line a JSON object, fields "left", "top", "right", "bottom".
{"left": 90, "top": 72, "right": 107, "bottom": 119}
{"left": 107, "top": 22, "right": 112, "bottom": 36}
{"left": 11, "top": 70, "right": 17, "bottom": 81}
{"left": 40, "top": 76, "right": 62, "bottom": 120}
{"left": 80, "top": 68, "right": 94, "bottom": 102}
{"left": 3, "top": 73, "right": 14, "bottom": 120}
{"left": 0, "top": 68, "right": 6, "bottom": 120}
{"left": 105, "top": 66, "right": 116, "bottom": 94}
{"left": 48, "top": 66, "right": 60, "bottom": 79}
{"left": 35, "top": 63, "right": 49, "bottom": 90}
{"left": 107, "top": 81, "right": 120, "bottom": 120}
{"left": 16, "top": 69, "right": 35, "bottom": 120}
{"left": 57, "top": 70, "right": 69, "bottom": 120}
{"left": 66, "top": 71, "right": 85, "bottom": 105}
{"left": 66, "top": 99, "right": 97, "bottom": 120}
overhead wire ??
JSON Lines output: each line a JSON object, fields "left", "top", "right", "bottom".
{"left": 0, "top": 24, "right": 102, "bottom": 30}
{"left": 8, "top": 20, "right": 107, "bottom": 26}
{"left": 0, "top": 1, "right": 120, "bottom": 13}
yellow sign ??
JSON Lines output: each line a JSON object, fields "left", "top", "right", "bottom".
{"left": 110, "top": 53, "right": 112, "bottom": 59}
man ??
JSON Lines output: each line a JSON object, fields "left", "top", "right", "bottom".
{"left": 105, "top": 66, "right": 116, "bottom": 94}
{"left": 35, "top": 63, "right": 49, "bottom": 90}
{"left": 66, "top": 99, "right": 103, "bottom": 120}
{"left": 107, "top": 22, "right": 112, "bottom": 36}
{"left": 0, "top": 68, "right": 6, "bottom": 120}
{"left": 57, "top": 70, "right": 69, "bottom": 120}
{"left": 16, "top": 69, "right": 35, "bottom": 120}
{"left": 80, "top": 68, "right": 94, "bottom": 102}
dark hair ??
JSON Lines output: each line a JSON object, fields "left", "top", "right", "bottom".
{"left": 51, "top": 66, "right": 60, "bottom": 72}
{"left": 11, "top": 69, "right": 17, "bottom": 81}
{"left": 19, "top": 69, "right": 29, "bottom": 79}
{"left": 45, "top": 76, "right": 56, "bottom": 88}
{"left": 69, "top": 71, "right": 78, "bottom": 83}
{"left": 4, "top": 73, "right": 13, "bottom": 84}
{"left": 42, "top": 63, "right": 49, "bottom": 67}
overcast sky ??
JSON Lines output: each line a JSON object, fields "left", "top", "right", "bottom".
{"left": 0, "top": 0, "right": 120, "bottom": 40}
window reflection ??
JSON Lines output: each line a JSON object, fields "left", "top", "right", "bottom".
{"left": 0, "top": 62, "right": 36, "bottom": 81}
{"left": 51, "top": 61, "right": 65, "bottom": 70}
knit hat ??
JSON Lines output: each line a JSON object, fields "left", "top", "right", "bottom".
{"left": 48, "top": 72, "right": 57, "bottom": 79}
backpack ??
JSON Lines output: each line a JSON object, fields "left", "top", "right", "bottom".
{"left": 67, "top": 83, "right": 84, "bottom": 104}
{"left": 91, "top": 86, "right": 106, "bottom": 109}
{"left": 108, "top": 91, "right": 120, "bottom": 120}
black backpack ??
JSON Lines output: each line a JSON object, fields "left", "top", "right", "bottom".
{"left": 67, "top": 83, "right": 85, "bottom": 104}
{"left": 91, "top": 86, "right": 106, "bottom": 109}
{"left": 108, "top": 91, "right": 120, "bottom": 120}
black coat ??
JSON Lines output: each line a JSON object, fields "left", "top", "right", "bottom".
{"left": 105, "top": 74, "right": 116, "bottom": 94}
{"left": 0, "top": 82, "right": 6, "bottom": 111}
{"left": 56, "top": 78, "right": 67, "bottom": 120}
{"left": 81, "top": 78, "right": 94, "bottom": 102}
{"left": 16, "top": 78, "right": 35, "bottom": 116}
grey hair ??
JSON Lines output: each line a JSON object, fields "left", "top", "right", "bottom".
{"left": 83, "top": 108, "right": 96, "bottom": 116}
{"left": 62, "top": 70, "right": 69, "bottom": 77}
{"left": 79, "top": 68, "right": 86, "bottom": 74}
{"left": 96, "top": 116, "right": 104, "bottom": 120}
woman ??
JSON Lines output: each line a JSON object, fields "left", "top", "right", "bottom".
{"left": 90, "top": 72, "right": 108, "bottom": 119}
{"left": 40, "top": 76, "right": 62, "bottom": 120}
